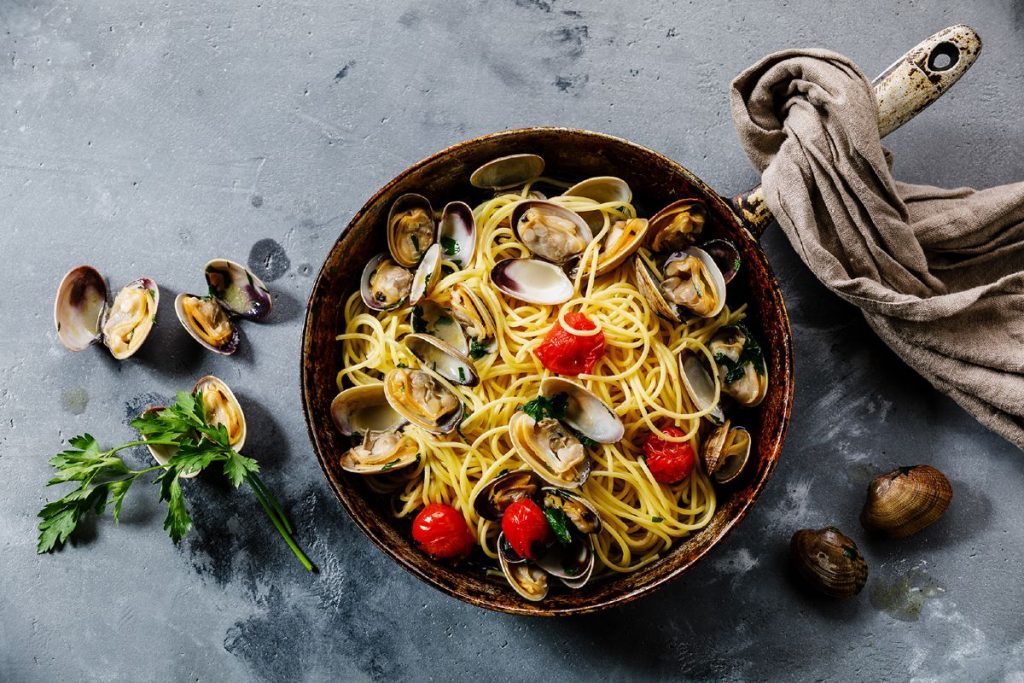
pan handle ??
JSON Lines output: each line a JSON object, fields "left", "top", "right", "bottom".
{"left": 731, "top": 24, "right": 982, "bottom": 238}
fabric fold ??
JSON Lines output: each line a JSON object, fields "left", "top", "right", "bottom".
{"left": 730, "top": 49, "right": 1024, "bottom": 449}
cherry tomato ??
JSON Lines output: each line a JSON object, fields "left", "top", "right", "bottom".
{"left": 534, "top": 312, "right": 605, "bottom": 376}
{"left": 643, "top": 424, "right": 696, "bottom": 485}
{"left": 501, "top": 498, "right": 552, "bottom": 560}
{"left": 412, "top": 503, "right": 476, "bottom": 561}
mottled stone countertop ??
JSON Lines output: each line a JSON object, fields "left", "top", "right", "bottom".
{"left": 2, "top": 1, "right": 1022, "bottom": 681}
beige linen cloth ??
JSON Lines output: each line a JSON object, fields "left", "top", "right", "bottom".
{"left": 730, "top": 50, "right": 1024, "bottom": 449}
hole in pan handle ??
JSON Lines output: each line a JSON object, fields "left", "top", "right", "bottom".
{"left": 732, "top": 24, "right": 982, "bottom": 239}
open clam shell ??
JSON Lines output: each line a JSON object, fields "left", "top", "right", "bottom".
{"left": 437, "top": 201, "right": 476, "bottom": 269}
{"left": 588, "top": 218, "right": 648, "bottom": 277}
{"left": 101, "top": 277, "right": 159, "bottom": 360}
{"left": 539, "top": 377, "right": 624, "bottom": 444}
{"left": 175, "top": 292, "right": 240, "bottom": 355}
{"left": 411, "top": 300, "right": 468, "bottom": 355}
{"left": 331, "top": 383, "right": 408, "bottom": 436}
{"left": 360, "top": 253, "right": 412, "bottom": 312}
{"left": 509, "top": 411, "right": 592, "bottom": 489}
{"left": 633, "top": 248, "right": 726, "bottom": 321}
{"left": 701, "top": 421, "right": 752, "bottom": 485}
{"left": 194, "top": 375, "right": 247, "bottom": 451}
{"left": 563, "top": 176, "right": 633, "bottom": 233}
{"left": 470, "top": 154, "right": 545, "bottom": 191}
{"left": 535, "top": 534, "right": 595, "bottom": 589}
{"left": 700, "top": 239, "right": 742, "bottom": 285}
{"left": 472, "top": 470, "right": 542, "bottom": 521}
{"left": 340, "top": 431, "right": 419, "bottom": 475}
{"left": 383, "top": 368, "right": 463, "bottom": 435}
{"left": 498, "top": 534, "right": 549, "bottom": 601}
{"left": 408, "top": 243, "right": 442, "bottom": 307}
{"left": 204, "top": 258, "right": 272, "bottom": 321}
{"left": 680, "top": 352, "right": 725, "bottom": 424}
{"left": 646, "top": 199, "right": 707, "bottom": 253}
{"left": 490, "top": 258, "right": 574, "bottom": 306}
{"left": 54, "top": 266, "right": 108, "bottom": 352}
{"left": 387, "top": 193, "right": 436, "bottom": 267}
{"left": 449, "top": 284, "right": 496, "bottom": 354}
{"left": 404, "top": 333, "right": 479, "bottom": 386}
{"left": 541, "top": 487, "right": 601, "bottom": 534}
{"left": 511, "top": 200, "right": 593, "bottom": 266}
{"left": 709, "top": 325, "right": 768, "bottom": 408}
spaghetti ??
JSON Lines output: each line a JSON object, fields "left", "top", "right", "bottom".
{"left": 336, "top": 181, "right": 745, "bottom": 576}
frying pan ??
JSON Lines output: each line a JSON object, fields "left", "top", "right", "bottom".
{"left": 301, "top": 25, "right": 981, "bottom": 615}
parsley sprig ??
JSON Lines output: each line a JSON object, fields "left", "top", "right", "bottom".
{"left": 518, "top": 394, "right": 597, "bottom": 448}
{"left": 37, "top": 391, "right": 315, "bottom": 571}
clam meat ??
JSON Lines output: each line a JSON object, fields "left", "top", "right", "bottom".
{"left": 709, "top": 324, "right": 768, "bottom": 407}
{"left": 331, "top": 383, "right": 418, "bottom": 474}
{"left": 361, "top": 254, "right": 413, "bottom": 312}
{"left": 383, "top": 368, "right": 463, "bottom": 434}
{"left": 194, "top": 375, "right": 247, "bottom": 450}
{"left": 387, "top": 193, "right": 435, "bottom": 267}
{"left": 175, "top": 293, "right": 239, "bottom": 355}
{"left": 647, "top": 199, "right": 707, "bottom": 253}
{"left": 512, "top": 201, "right": 593, "bottom": 265}
{"left": 204, "top": 258, "right": 272, "bottom": 321}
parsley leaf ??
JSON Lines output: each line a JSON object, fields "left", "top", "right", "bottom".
{"left": 519, "top": 394, "right": 568, "bottom": 422}
{"left": 468, "top": 338, "right": 490, "bottom": 359}
{"left": 544, "top": 507, "right": 573, "bottom": 545}
{"left": 440, "top": 236, "right": 460, "bottom": 257}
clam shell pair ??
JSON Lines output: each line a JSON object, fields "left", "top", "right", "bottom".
{"left": 54, "top": 266, "right": 159, "bottom": 360}
{"left": 175, "top": 258, "right": 273, "bottom": 355}
{"left": 142, "top": 375, "right": 246, "bottom": 479}
{"left": 510, "top": 378, "right": 624, "bottom": 490}
{"left": 330, "top": 383, "right": 420, "bottom": 475}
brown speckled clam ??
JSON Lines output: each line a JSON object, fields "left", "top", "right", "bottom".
{"left": 861, "top": 465, "right": 952, "bottom": 538}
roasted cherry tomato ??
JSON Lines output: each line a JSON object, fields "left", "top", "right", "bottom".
{"left": 501, "top": 498, "right": 552, "bottom": 560}
{"left": 534, "top": 312, "right": 605, "bottom": 376}
{"left": 643, "top": 424, "right": 696, "bottom": 485}
{"left": 412, "top": 503, "right": 476, "bottom": 561}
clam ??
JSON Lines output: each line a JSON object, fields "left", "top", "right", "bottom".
{"left": 587, "top": 218, "right": 649, "bottom": 277}
{"left": 175, "top": 293, "right": 240, "bottom": 355}
{"left": 204, "top": 258, "right": 272, "bottom": 321}
{"left": 535, "top": 535, "right": 595, "bottom": 589}
{"left": 509, "top": 412, "right": 591, "bottom": 489}
{"left": 411, "top": 300, "right": 468, "bottom": 355}
{"left": 470, "top": 154, "right": 545, "bottom": 191}
{"left": 54, "top": 266, "right": 159, "bottom": 360}
{"left": 540, "top": 377, "right": 624, "bottom": 444}
{"left": 360, "top": 253, "right": 413, "bottom": 312}
{"left": 790, "top": 527, "right": 868, "bottom": 599}
{"left": 437, "top": 201, "right": 476, "bottom": 269}
{"left": 490, "top": 258, "right": 574, "bottom": 306}
{"left": 408, "top": 243, "right": 442, "bottom": 307}
{"left": 449, "top": 284, "right": 496, "bottom": 356}
{"left": 473, "top": 470, "right": 542, "bottom": 521}
{"left": 331, "top": 383, "right": 419, "bottom": 475}
{"left": 541, "top": 487, "right": 601, "bottom": 534}
{"left": 679, "top": 352, "right": 725, "bottom": 424}
{"left": 563, "top": 176, "right": 633, "bottom": 233}
{"left": 646, "top": 199, "right": 707, "bottom": 253}
{"left": 404, "top": 333, "right": 479, "bottom": 386}
{"left": 387, "top": 193, "right": 435, "bottom": 267}
{"left": 633, "top": 247, "right": 726, "bottom": 321}
{"left": 383, "top": 368, "right": 463, "bottom": 434}
{"left": 139, "top": 406, "right": 198, "bottom": 479}
{"left": 498, "top": 536, "right": 549, "bottom": 601}
{"left": 709, "top": 324, "right": 768, "bottom": 407}
{"left": 700, "top": 421, "right": 751, "bottom": 484}
{"left": 700, "top": 239, "right": 742, "bottom": 285}
{"left": 193, "top": 375, "right": 247, "bottom": 450}
{"left": 860, "top": 465, "right": 952, "bottom": 538}
{"left": 511, "top": 200, "right": 593, "bottom": 266}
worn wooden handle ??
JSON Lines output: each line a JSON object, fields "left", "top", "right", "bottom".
{"left": 732, "top": 24, "right": 983, "bottom": 237}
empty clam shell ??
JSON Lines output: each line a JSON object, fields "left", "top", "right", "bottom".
{"left": 411, "top": 300, "right": 468, "bottom": 355}
{"left": 331, "top": 383, "right": 408, "bottom": 436}
{"left": 860, "top": 465, "right": 952, "bottom": 538}
{"left": 408, "top": 243, "right": 442, "bottom": 307}
{"left": 539, "top": 377, "right": 624, "bottom": 443}
{"left": 204, "top": 258, "right": 272, "bottom": 321}
{"left": 535, "top": 534, "right": 595, "bottom": 589}
{"left": 54, "top": 266, "right": 107, "bottom": 352}
{"left": 404, "top": 333, "right": 479, "bottom": 386}
{"left": 387, "top": 193, "right": 436, "bottom": 267}
{"left": 680, "top": 352, "right": 725, "bottom": 424}
{"left": 470, "top": 154, "right": 545, "bottom": 190}
{"left": 563, "top": 176, "right": 632, "bottom": 206}
{"left": 437, "top": 201, "right": 476, "bottom": 269}
{"left": 790, "top": 527, "right": 868, "bottom": 599}
{"left": 175, "top": 293, "right": 240, "bottom": 355}
{"left": 511, "top": 200, "right": 593, "bottom": 266}
{"left": 194, "top": 375, "right": 247, "bottom": 451}
{"left": 700, "top": 239, "right": 742, "bottom": 285}
{"left": 490, "top": 258, "right": 574, "bottom": 306}
{"left": 360, "top": 253, "right": 412, "bottom": 312}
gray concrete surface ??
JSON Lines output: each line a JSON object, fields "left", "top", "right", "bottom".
{"left": 2, "top": 1, "right": 1023, "bottom": 681}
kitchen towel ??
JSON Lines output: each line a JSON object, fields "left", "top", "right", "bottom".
{"left": 731, "top": 49, "right": 1024, "bottom": 449}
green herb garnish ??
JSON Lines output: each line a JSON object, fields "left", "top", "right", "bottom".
{"left": 713, "top": 324, "right": 766, "bottom": 384}
{"left": 458, "top": 367, "right": 466, "bottom": 383}
{"left": 519, "top": 393, "right": 569, "bottom": 422}
{"left": 544, "top": 508, "right": 573, "bottom": 545}
{"left": 440, "top": 236, "right": 460, "bottom": 257}
{"left": 36, "top": 391, "right": 315, "bottom": 571}
{"left": 468, "top": 338, "right": 490, "bottom": 359}
{"left": 652, "top": 516, "right": 664, "bottom": 523}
